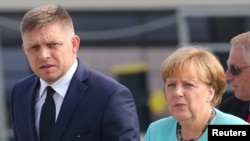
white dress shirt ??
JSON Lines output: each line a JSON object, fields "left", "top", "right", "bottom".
{"left": 35, "top": 59, "right": 78, "bottom": 135}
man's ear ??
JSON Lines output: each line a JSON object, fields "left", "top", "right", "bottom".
{"left": 72, "top": 35, "right": 80, "bottom": 53}
{"left": 22, "top": 44, "right": 26, "bottom": 53}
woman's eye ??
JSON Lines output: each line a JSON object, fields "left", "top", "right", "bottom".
{"left": 184, "top": 83, "right": 194, "bottom": 87}
{"left": 167, "top": 83, "right": 175, "bottom": 87}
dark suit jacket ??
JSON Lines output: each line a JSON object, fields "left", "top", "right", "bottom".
{"left": 218, "top": 92, "right": 250, "bottom": 121}
{"left": 11, "top": 59, "right": 141, "bottom": 141}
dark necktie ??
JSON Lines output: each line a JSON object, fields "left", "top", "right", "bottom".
{"left": 39, "top": 86, "right": 56, "bottom": 141}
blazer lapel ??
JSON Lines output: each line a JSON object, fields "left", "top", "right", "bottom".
{"left": 51, "top": 75, "right": 88, "bottom": 141}
{"left": 26, "top": 79, "right": 40, "bottom": 141}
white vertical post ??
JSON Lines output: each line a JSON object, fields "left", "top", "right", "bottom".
{"left": 176, "top": 9, "right": 190, "bottom": 47}
{"left": 0, "top": 29, "right": 9, "bottom": 141}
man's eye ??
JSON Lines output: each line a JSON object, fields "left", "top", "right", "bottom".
{"left": 47, "top": 42, "right": 59, "bottom": 47}
{"left": 51, "top": 43, "right": 58, "bottom": 46}
{"left": 167, "top": 83, "right": 175, "bottom": 87}
{"left": 28, "top": 46, "right": 39, "bottom": 51}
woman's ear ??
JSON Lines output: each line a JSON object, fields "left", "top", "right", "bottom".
{"left": 207, "top": 86, "right": 215, "bottom": 102}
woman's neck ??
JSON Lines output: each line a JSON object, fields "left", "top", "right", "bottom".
{"left": 178, "top": 108, "right": 214, "bottom": 140}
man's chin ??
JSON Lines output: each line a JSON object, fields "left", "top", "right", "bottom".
{"left": 235, "top": 94, "right": 249, "bottom": 101}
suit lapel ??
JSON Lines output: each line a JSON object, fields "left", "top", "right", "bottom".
{"left": 26, "top": 78, "right": 40, "bottom": 141}
{"left": 51, "top": 60, "right": 88, "bottom": 141}
{"left": 51, "top": 78, "right": 87, "bottom": 141}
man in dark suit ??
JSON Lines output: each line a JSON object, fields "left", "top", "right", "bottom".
{"left": 218, "top": 31, "right": 250, "bottom": 122}
{"left": 11, "top": 5, "right": 141, "bottom": 141}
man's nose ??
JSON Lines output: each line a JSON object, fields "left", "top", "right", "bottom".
{"left": 39, "top": 47, "right": 51, "bottom": 60}
{"left": 225, "top": 69, "right": 233, "bottom": 82}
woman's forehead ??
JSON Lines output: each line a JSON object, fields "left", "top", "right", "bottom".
{"left": 169, "top": 62, "right": 197, "bottom": 75}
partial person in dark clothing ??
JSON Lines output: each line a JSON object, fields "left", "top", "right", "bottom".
{"left": 218, "top": 31, "right": 250, "bottom": 122}
{"left": 218, "top": 92, "right": 250, "bottom": 122}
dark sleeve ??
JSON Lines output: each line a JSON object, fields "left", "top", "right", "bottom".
{"left": 102, "top": 87, "right": 141, "bottom": 141}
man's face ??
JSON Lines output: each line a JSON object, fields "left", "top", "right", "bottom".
{"left": 226, "top": 46, "right": 250, "bottom": 101}
{"left": 22, "top": 23, "right": 79, "bottom": 84}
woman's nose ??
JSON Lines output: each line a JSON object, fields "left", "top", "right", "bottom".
{"left": 172, "top": 86, "right": 183, "bottom": 97}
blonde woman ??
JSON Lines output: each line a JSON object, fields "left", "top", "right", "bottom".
{"left": 145, "top": 46, "right": 249, "bottom": 141}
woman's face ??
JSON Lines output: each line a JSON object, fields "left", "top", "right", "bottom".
{"left": 164, "top": 67, "right": 214, "bottom": 122}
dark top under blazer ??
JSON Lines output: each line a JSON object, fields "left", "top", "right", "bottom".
{"left": 218, "top": 93, "right": 250, "bottom": 121}
{"left": 11, "top": 58, "right": 141, "bottom": 141}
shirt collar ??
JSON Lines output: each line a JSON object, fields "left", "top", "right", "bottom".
{"left": 39, "top": 59, "right": 78, "bottom": 98}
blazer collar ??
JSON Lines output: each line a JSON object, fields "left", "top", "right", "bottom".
{"left": 50, "top": 58, "right": 89, "bottom": 141}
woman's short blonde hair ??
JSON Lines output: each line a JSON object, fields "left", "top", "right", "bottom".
{"left": 160, "top": 46, "right": 227, "bottom": 106}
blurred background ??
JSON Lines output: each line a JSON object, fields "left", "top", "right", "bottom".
{"left": 1, "top": 0, "right": 250, "bottom": 140}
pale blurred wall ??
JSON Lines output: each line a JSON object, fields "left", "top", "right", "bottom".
{"left": 0, "top": 0, "right": 250, "bottom": 11}
{"left": 77, "top": 47, "right": 176, "bottom": 93}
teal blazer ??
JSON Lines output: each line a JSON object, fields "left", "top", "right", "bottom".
{"left": 145, "top": 108, "right": 249, "bottom": 141}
